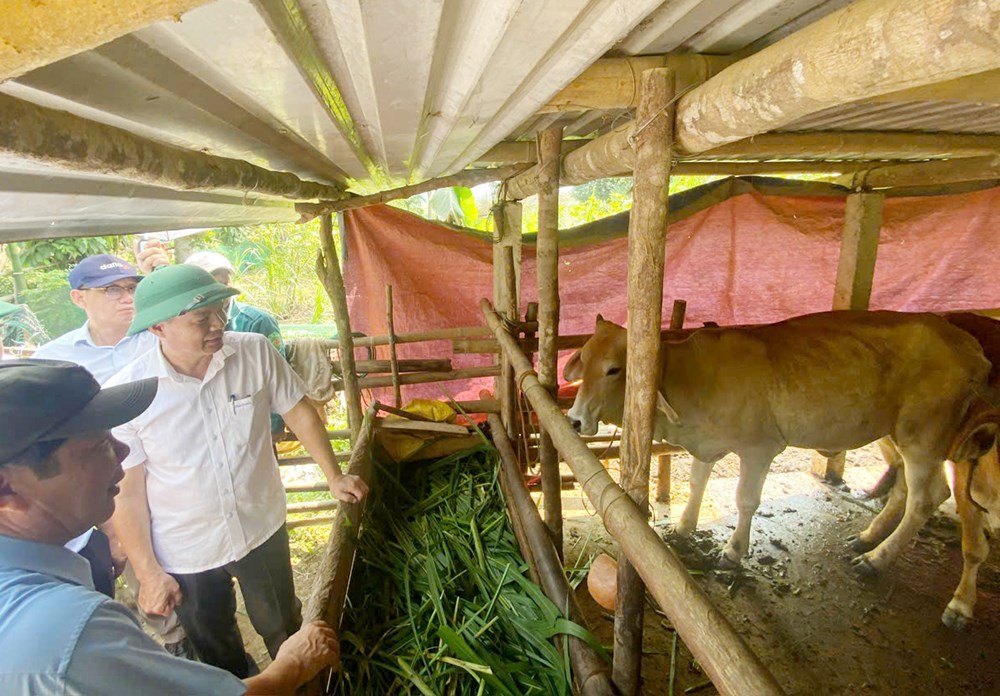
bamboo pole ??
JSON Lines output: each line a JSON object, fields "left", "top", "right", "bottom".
{"left": 287, "top": 516, "right": 336, "bottom": 530}
{"left": 331, "top": 359, "right": 452, "bottom": 374}
{"left": 316, "top": 213, "right": 363, "bottom": 440}
{"left": 482, "top": 299, "right": 784, "bottom": 696}
{"left": 302, "top": 403, "right": 378, "bottom": 695}
{"left": 331, "top": 365, "right": 499, "bottom": 391}
{"left": 657, "top": 300, "right": 687, "bottom": 504}
{"left": 343, "top": 324, "right": 522, "bottom": 348}
{"left": 385, "top": 285, "right": 402, "bottom": 408}
{"left": 287, "top": 499, "right": 337, "bottom": 514}
{"left": 296, "top": 163, "right": 529, "bottom": 219}
{"left": 490, "top": 414, "right": 615, "bottom": 696}
{"left": 614, "top": 68, "right": 675, "bottom": 696}
{"left": 536, "top": 125, "right": 564, "bottom": 558}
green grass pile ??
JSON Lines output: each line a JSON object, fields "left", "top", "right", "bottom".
{"left": 331, "top": 445, "right": 603, "bottom": 695}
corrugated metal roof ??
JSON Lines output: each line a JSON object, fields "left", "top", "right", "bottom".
{"left": 0, "top": 0, "right": 996, "bottom": 241}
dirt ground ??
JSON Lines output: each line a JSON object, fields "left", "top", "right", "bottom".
{"left": 563, "top": 444, "right": 1000, "bottom": 696}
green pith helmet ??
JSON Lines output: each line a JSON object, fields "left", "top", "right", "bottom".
{"left": 128, "top": 265, "right": 240, "bottom": 336}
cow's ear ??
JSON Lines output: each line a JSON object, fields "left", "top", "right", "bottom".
{"left": 563, "top": 351, "right": 583, "bottom": 382}
{"left": 596, "top": 314, "right": 605, "bottom": 325}
{"left": 657, "top": 390, "right": 680, "bottom": 425}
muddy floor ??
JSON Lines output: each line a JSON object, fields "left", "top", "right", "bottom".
{"left": 564, "top": 445, "right": 1000, "bottom": 696}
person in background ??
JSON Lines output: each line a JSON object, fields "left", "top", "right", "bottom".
{"left": 184, "top": 250, "right": 288, "bottom": 438}
{"left": 0, "top": 359, "right": 339, "bottom": 695}
{"left": 30, "top": 251, "right": 192, "bottom": 658}
{"left": 107, "top": 265, "right": 367, "bottom": 678}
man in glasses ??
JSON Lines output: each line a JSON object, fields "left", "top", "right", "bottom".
{"left": 31, "top": 252, "right": 191, "bottom": 657}
{"left": 105, "top": 264, "right": 367, "bottom": 678}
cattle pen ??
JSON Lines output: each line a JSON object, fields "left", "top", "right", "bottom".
{"left": 5, "top": 0, "right": 1000, "bottom": 694}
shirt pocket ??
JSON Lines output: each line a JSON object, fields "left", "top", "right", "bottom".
{"left": 226, "top": 389, "right": 268, "bottom": 447}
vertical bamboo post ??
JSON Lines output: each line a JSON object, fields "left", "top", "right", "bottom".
{"left": 536, "top": 125, "right": 564, "bottom": 556}
{"left": 615, "top": 67, "right": 675, "bottom": 696}
{"left": 521, "top": 302, "right": 540, "bottom": 469}
{"left": 812, "top": 191, "right": 885, "bottom": 481}
{"left": 316, "top": 213, "right": 363, "bottom": 440}
{"left": 656, "top": 299, "right": 686, "bottom": 503}
{"left": 385, "top": 284, "right": 401, "bottom": 408}
{"left": 494, "top": 201, "right": 523, "bottom": 439}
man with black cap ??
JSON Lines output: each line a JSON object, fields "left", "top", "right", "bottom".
{"left": 107, "top": 264, "right": 368, "bottom": 677}
{"left": 32, "top": 252, "right": 190, "bottom": 656}
{"left": 0, "top": 360, "right": 341, "bottom": 694}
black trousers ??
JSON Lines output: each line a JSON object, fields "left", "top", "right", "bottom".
{"left": 78, "top": 528, "right": 115, "bottom": 599}
{"left": 170, "top": 525, "right": 302, "bottom": 677}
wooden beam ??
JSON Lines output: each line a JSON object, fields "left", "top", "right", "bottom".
{"left": 833, "top": 193, "right": 884, "bottom": 312}
{"left": 494, "top": 200, "right": 522, "bottom": 439}
{"left": 536, "top": 126, "right": 564, "bottom": 558}
{"left": 472, "top": 139, "right": 587, "bottom": 167}
{"left": 385, "top": 285, "right": 401, "bottom": 408}
{"left": 675, "top": 0, "right": 1000, "bottom": 154}
{"left": 867, "top": 68, "right": 1000, "bottom": 104}
{"left": 296, "top": 164, "right": 529, "bottom": 219}
{"left": 331, "top": 365, "right": 499, "bottom": 391}
{"left": 538, "top": 54, "right": 733, "bottom": 113}
{"left": 836, "top": 155, "right": 1000, "bottom": 189}
{"left": 0, "top": 93, "right": 347, "bottom": 202}
{"left": 505, "top": 131, "right": 1000, "bottom": 199}
{"left": 615, "top": 68, "right": 674, "bottom": 696}
{"left": 1, "top": 0, "right": 212, "bottom": 82}
{"left": 480, "top": 299, "right": 784, "bottom": 696}
{"left": 316, "top": 214, "right": 363, "bottom": 439}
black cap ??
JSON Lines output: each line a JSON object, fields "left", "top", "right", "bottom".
{"left": 0, "top": 359, "right": 157, "bottom": 465}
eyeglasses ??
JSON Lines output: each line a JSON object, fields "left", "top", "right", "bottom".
{"left": 180, "top": 296, "right": 229, "bottom": 326}
{"left": 83, "top": 284, "right": 138, "bottom": 300}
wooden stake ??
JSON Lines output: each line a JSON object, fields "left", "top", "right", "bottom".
{"left": 302, "top": 404, "right": 378, "bottom": 695}
{"left": 316, "top": 213, "right": 363, "bottom": 440}
{"left": 815, "top": 193, "right": 884, "bottom": 482}
{"left": 385, "top": 284, "right": 402, "bottom": 408}
{"left": 490, "top": 414, "right": 615, "bottom": 696}
{"left": 481, "top": 299, "right": 783, "bottom": 696}
{"left": 615, "top": 67, "right": 675, "bottom": 696}
{"left": 536, "top": 125, "right": 564, "bottom": 558}
{"left": 657, "top": 300, "right": 687, "bottom": 504}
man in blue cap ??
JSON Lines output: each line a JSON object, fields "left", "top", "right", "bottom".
{"left": 107, "top": 265, "right": 368, "bottom": 678}
{"left": 0, "top": 359, "right": 340, "bottom": 695}
{"left": 32, "top": 251, "right": 190, "bottom": 656}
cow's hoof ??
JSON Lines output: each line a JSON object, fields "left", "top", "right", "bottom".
{"left": 716, "top": 553, "right": 742, "bottom": 571}
{"left": 846, "top": 534, "right": 874, "bottom": 553}
{"left": 850, "top": 555, "right": 879, "bottom": 577}
{"left": 664, "top": 523, "right": 694, "bottom": 538}
{"left": 942, "top": 606, "right": 971, "bottom": 631}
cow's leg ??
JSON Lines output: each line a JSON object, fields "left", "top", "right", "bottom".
{"left": 719, "top": 454, "right": 775, "bottom": 569}
{"left": 943, "top": 461, "right": 989, "bottom": 631}
{"left": 851, "top": 451, "right": 949, "bottom": 575}
{"left": 672, "top": 458, "right": 714, "bottom": 536}
{"left": 848, "top": 469, "right": 907, "bottom": 553}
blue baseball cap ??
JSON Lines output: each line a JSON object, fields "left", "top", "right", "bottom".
{"left": 68, "top": 254, "right": 142, "bottom": 290}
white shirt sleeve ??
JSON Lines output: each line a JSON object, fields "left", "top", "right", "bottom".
{"left": 113, "top": 416, "right": 148, "bottom": 470}
{"left": 259, "top": 335, "right": 306, "bottom": 416}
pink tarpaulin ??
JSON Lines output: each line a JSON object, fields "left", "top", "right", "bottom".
{"left": 343, "top": 186, "right": 1000, "bottom": 402}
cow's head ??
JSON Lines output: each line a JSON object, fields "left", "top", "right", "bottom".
{"left": 565, "top": 315, "right": 628, "bottom": 435}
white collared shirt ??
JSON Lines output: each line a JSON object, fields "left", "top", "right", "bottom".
{"left": 33, "top": 324, "right": 159, "bottom": 553}
{"left": 106, "top": 333, "right": 305, "bottom": 574}
{"left": 33, "top": 322, "right": 159, "bottom": 384}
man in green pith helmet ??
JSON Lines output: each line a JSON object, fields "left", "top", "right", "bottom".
{"left": 105, "top": 264, "right": 367, "bottom": 678}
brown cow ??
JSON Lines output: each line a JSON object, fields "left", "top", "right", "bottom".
{"left": 871, "top": 313, "right": 1000, "bottom": 629}
{"left": 564, "top": 310, "right": 990, "bottom": 573}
